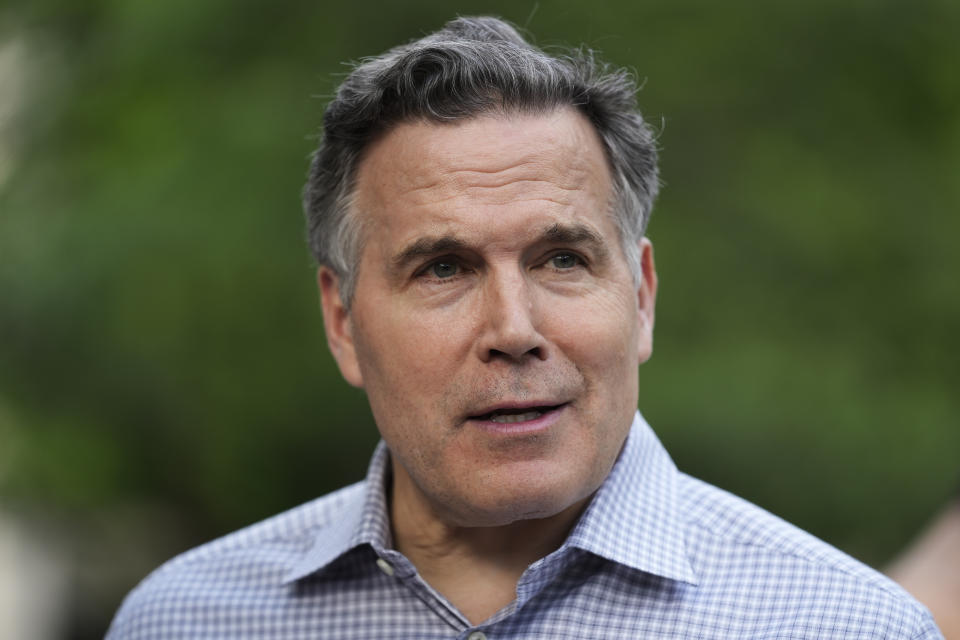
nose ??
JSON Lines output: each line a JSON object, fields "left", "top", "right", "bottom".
{"left": 476, "top": 267, "right": 548, "bottom": 363}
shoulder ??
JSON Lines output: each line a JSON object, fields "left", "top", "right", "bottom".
{"left": 676, "top": 473, "right": 941, "bottom": 638}
{"left": 105, "top": 482, "right": 365, "bottom": 639}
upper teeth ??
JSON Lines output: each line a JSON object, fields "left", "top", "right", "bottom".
{"left": 490, "top": 410, "right": 543, "bottom": 423}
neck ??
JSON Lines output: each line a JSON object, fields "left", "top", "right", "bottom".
{"left": 389, "top": 462, "right": 588, "bottom": 625}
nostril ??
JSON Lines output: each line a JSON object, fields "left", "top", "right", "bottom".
{"left": 488, "top": 345, "right": 543, "bottom": 361}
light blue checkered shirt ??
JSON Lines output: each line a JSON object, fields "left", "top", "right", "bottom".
{"left": 107, "top": 413, "right": 942, "bottom": 639}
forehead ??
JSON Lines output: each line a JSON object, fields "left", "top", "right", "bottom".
{"left": 352, "top": 108, "right": 616, "bottom": 249}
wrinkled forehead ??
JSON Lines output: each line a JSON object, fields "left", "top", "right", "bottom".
{"left": 352, "top": 108, "right": 616, "bottom": 218}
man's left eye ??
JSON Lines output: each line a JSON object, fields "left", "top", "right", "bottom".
{"left": 549, "top": 253, "right": 580, "bottom": 269}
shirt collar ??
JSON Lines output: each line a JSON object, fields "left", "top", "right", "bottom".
{"left": 564, "top": 412, "right": 698, "bottom": 585}
{"left": 285, "top": 412, "right": 697, "bottom": 586}
{"left": 283, "top": 442, "right": 393, "bottom": 583}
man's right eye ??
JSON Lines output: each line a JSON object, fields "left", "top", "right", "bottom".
{"left": 430, "top": 261, "right": 459, "bottom": 278}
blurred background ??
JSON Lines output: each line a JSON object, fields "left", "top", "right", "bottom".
{"left": 0, "top": 0, "right": 957, "bottom": 637}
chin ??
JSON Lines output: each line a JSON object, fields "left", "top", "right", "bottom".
{"left": 454, "top": 477, "right": 596, "bottom": 528}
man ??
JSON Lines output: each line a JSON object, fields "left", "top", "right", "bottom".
{"left": 108, "top": 16, "right": 942, "bottom": 639}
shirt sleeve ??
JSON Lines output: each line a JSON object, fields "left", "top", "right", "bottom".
{"left": 910, "top": 610, "right": 946, "bottom": 640}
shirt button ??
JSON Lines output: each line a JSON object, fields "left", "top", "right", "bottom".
{"left": 467, "top": 633, "right": 487, "bottom": 640}
{"left": 375, "top": 558, "right": 395, "bottom": 576}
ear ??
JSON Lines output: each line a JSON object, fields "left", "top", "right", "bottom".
{"left": 317, "top": 267, "right": 364, "bottom": 388}
{"left": 636, "top": 237, "right": 658, "bottom": 364}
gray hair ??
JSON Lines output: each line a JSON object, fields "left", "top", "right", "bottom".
{"left": 303, "top": 16, "right": 659, "bottom": 306}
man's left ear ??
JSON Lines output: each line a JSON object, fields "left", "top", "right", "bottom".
{"left": 636, "top": 237, "right": 657, "bottom": 364}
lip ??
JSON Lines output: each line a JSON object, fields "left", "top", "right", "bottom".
{"left": 466, "top": 402, "right": 569, "bottom": 436}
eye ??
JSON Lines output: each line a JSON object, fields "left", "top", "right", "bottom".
{"left": 549, "top": 253, "right": 581, "bottom": 269}
{"left": 430, "top": 261, "right": 459, "bottom": 278}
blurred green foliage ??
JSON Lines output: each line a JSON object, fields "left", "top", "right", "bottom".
{"left": 1, "top": 0, "right": 958, "bottom": 634}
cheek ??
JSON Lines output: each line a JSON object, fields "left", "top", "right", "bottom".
{"left": 550, "top": 293, "right": 639, "bottom": 371}
{"left": 354, "top": 306, "right": 471, "bottom": 399}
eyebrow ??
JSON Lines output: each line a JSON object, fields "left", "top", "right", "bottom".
{"left": 541, "top": 223, "right": 608, "bottom": 258}
{"left": 389, "top": 222, "right": 610, "bottom": 272}
{"left": 390, "top": 236, "right": 471, "bottom": 272}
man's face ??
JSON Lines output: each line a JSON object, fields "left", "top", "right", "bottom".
{"left": 319, "top": 108, "right": 657, "bottom": 527}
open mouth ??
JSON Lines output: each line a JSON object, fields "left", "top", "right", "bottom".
{"left": 471, "top": 404, "right": 565, "bottom": 424}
